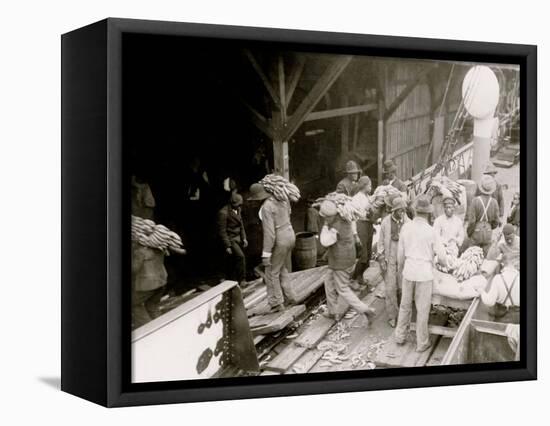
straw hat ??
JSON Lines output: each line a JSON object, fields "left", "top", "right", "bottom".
{"left": 442, "top": 195, "right": 456, "bottom": 205}
{"left": 344, "top": 160, "right": 361, "bottom": 174}
{"left": 415, "top": 195, "right": 434, "bottom": 214}
{"left": 483, "top": 162, "right": 498, "bottom": 175}
{"left": 478, "top": 175, "right": 497, "bottom": 195}
{"left": 391, "top": 197, "right": 407, "bottom": 212}
{"left": 247, "top": 183, "right": 271, "bottom": 201}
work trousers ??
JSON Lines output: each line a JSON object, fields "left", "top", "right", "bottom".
{"left": 383, "top": 240, "right": 400, "bottom": 322}
{"left": 395, "top": 279, "right": 433, "bottom": 349}
{"left": 325, "top": 266, "right": 370, "bottom": 316}
{"left": 352, "top": 221, "right": 374, "bottom": 283}
{"left": 265, "top": 233, "right": 295, "bottom": 307}
{"left": 225, "top": 240, "right": 246, "bottom": 283}
{"left": 132, "top": 287, "right": 164, "bottom": 329}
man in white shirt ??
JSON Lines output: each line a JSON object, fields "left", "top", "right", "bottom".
{"left": 395, "top": 195, "right": 442, "bottom": 352}
{"left": 479, "top": 266, "right": 520, "bottom": 324}
{"left": 433, "top": 195, "right": 465, "bottom": 250}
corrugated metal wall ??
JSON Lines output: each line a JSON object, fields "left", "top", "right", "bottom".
{"left": 384, "top": 63, "right": 432, "bottom": 180}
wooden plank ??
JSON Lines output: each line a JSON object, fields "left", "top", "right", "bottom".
{"left": 410, "top": 323, "right": 457, "bottom": 338}
{"left": 285, "top": 56, "right": 305, "bottom": 108}
{"left": 287, "top": 349, "right": 324, "bottom": 374}
{"left": 244, "top": 50, "right": 281, "bottom": 108}
{"left": 278, "top": 56, "right": 287, "bottom": 122}
{"left": 250, "top": 305, "right": 306, "bottom": 336}
{"left": 282, "top": 265, "right": 329, "bottom": 304}
{"left": 263, "top": 342, "right": 308, "bottom": 373}
{"left": 305, "top": 103, "right": 377, "bottom": 122}
{"left": 282, "top": 56, "right": 353, "bottom": 141}
{"left": 426, "top": 337, "right": 452, "bottom": 366}
{"left": 294, "top": 315, "right": 335, "bottom": 349}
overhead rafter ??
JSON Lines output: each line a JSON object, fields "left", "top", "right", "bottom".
{"left": 305, "top": 103, "right": 377, "bottom": 122}
{"left": 285, "top": 56, "right": 305, "bottom": 109}
{"left": 282, "top": 55, "right": 353, "bottom": 141}
{"left": 244, "top": 50, "right": 281, "bottom": 109}
{"left": 384, "top": 64, "right": 438, "bottom": 121}
{"left": 278, "top": 56, "right": 287, "bottom": 122}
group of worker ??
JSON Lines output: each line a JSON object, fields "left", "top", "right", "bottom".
{"left": 222, "top": 157, "right": 520, "bottom": 353}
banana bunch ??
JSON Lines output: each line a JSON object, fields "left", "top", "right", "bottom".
{"left": 371, "top": 184, "right": 401, "bottom": 208}
{"left": 452, "top": 246, "right": 484, "bottom": 282}
{"left": 132, "top": 215, "right": 183, "bottom": 253}
{"left": 313, "top": 192, "right": 365, "bottom": 222}
{"left": 428, "top": 176, "right": 464, "bottom": 205}
{"left": 259, "top": 174, "right": 301, "bottom": 203}
{"left": 436, "top": 241, "right": 459, "bottom": 273}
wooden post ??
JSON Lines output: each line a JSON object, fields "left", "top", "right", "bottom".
{"left": 341, "top": 95, "right": 349, "bottom": 156}
{"left": 377, "top": 98, "right": 386, "bottom": 184}
{"left": 272, "top": 112, "right": 289, "bottom": 180}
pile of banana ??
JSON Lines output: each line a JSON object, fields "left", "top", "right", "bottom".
{"left": 428, "top": 176, "right": 464, "bottom": 204}
{"left": 313, "top": 192, "right": 366, "bottom": 222}
{"left": 371, "top": 184, "right": 401, "bottom": 208}
{"left": 452, "top": 246, "right": 484, "bottom": 282}
{"left": 436, "top": 241, "right": 459, "bottom": 273}
{"left": 131, "top": 215, "right": 183, "bottom": 253}
{"left": 259, "top": 174, "right": 301, "bottom": 203}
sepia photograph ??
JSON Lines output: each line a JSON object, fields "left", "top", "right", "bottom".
{"left": 127, "top": 33, "right": 521, "bottom": 383}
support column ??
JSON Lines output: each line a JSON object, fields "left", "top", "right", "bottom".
{"left": 377, "top": 98, "right": 386, "bottom": 184}
{"left": 472, "top": 117, "right": 497, "bottom": 182}
{"left": 272, "top": 112, "right": 289, "bottom": 180}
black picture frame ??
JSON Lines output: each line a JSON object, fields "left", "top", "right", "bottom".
{"left": 61, "top": 17, "right": 537, "bottom": 407}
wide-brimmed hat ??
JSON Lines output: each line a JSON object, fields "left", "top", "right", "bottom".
{"left": 384, "top": 193, "right": 399, "bottom": 208}
{"left": 247, "top": 183, "right": 271, "bottom": 201}
{"left": 442, "top": 195, "right": 456, "bottom": 205}
{"left": 478, "top": 175, "right": 497, "bottom": 195}
{"left": 382, "top": 160, "right": 397, "bottom": 174}
{"left": 230, "top": 193, "right": 243, "bottom": 206}
{"left": 344, "top": 160, "right": 361, "bottom": 174}
{"left": 415, "top": 195, "right": 434, "bottom": 214}
{"left": 483, "top": 162, "right": 498, "bottom": 175}
{"left": 503, "top": 223, "right": 516, "bottom": 236}
{"left": 391, "top": 197, "right": 407, "bottom": 212}
{"left": 319, "top": 200, "right": 338, "bottom": 218}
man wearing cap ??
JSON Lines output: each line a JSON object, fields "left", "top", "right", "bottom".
{"left": 382, "top": 160, "right": 408, "bottom": 193}
{"left": 377, "top": 197, "right": 410, "bottom": 328}
{"left": 395, "top": 195, "right": 442, "bottom": 352}
{"left": 351, "top": 176, "right": 375, "bottom": 286}
{"left": 483, "top": 162, "right": 505, "bottom": 221}
{"left": 319, "top": 199, "right": 376, "bottom": 323}
{"left": 433, "top": 195, "right": 465, "bottom": 250}
{"left": 217, "top": 192, "right": 248, "bottom": 286}
{"left": 248, "top": 182, "right": 295, "bottom": 312}
{"left": 489, "top": 223, "right": 520, "bottom": 271}
{"left": 336, "top": 160, "right": 362, "bottom": 196}
{"left": 468, "top": 175, "right": 500, "bottom": 256}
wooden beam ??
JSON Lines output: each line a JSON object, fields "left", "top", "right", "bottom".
{"left": 282, "top": 56, "right": 353, "bottom": 141}
{"left": 377, "top": 98, "right": 385, "bottom": 184}
{"left": 285, "top": 56, "right": 305, "bottom": 109}
{"left": 352, "top": 114, "right": 360, "bottom": 150}
{"left": 304, "top": 103, "right": 377, "bottom": 122}
{"left": 384, "top": 64, "right": 437, "bottom": 121}
{"left": 244, "top": 50, "right": 281, "bottom": 109}
{"left": 411, "top": 323, "right": 457, "bottom": 338}
{"left": 278, "top": 56, "right": 287, "bottom": 122}
{"left": 341, "top": 95, "right": 350, "bottom": 156}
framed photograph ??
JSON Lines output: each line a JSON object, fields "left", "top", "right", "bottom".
{"left": 61, "top": 18, "right": 536, "bottom": 407}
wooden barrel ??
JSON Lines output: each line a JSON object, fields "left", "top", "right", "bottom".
{"left": 292, "top": 232, "right": 317, "bottom": 271}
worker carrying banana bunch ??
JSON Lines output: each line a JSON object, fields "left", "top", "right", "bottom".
{"left": 248, "top": 174, "right": 300, "bottom": 314}
{"left": 318, "top": 195, "right": 376, "bottom": 324}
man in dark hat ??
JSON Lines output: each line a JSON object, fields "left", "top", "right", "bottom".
{"left": 248, "top": 182, "right": 296, "bottom": 313}
{"left": 336, "top": 160, "right": 361, "bottom": 196}
{"left": 217, "top": 192, "right": 248, "bottom": 286}
{"left": 382, "top": 160, "right": 408, "bottom": 193}
{"left": 319, "top": 200, "right": 376, "bottom": 323}
{"left": 468, "top": 175, "right": 500, "bottom": 256}
{"left": 395, "top": 195, "right": 442, "bottom": 352}
{"left": 377, "top": 197, "right": 409, "bottom": 328}
{"left": 483, "top": 162, "right": 505, "bottom": 221}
